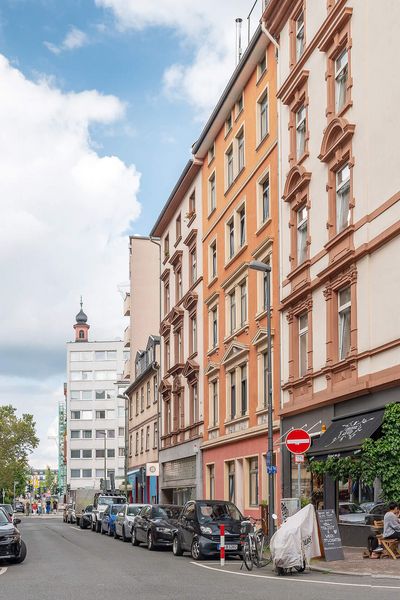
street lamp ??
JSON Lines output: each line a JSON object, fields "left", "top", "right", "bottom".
{"left": 248, "top": 260, "right": 275, "bottom": 540}
{"left": 117, "top": 393, "right": 130, "bottom": 500}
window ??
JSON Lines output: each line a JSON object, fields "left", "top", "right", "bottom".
{"left": 107, "top": 448, "right": 115, "bottom": 458}
{"left": 176, "top": 214, "right": 181, "bottom": 240}
{"left": 261, "top": 177, "right": 270, "bottom": 223}
{"left": 118, "top": 427, "right": 124, "bottom": 437}
{"left": 228, "top": 218, "right": 235, "bottom": 258}
{"left": 236, "top": 93, "right": 243, "bottom": 115}
{"left": 118, "top": 406, "right": 124, "bottom": 418}
{"left": 335, "top": 49, "right": 348, "bottom": 112}
{"left": 79, "top": 330, "right": 85, "bottom": 339}
{"left": 336, "top": 163, "right": 350, "bottom": 232}
{"left": 176, "top": 268, "right": 182, "bottom": 301}
{"left": 259, "top": 92, "right": 268, "bottom": 141}
{"left": 95, "top": 390, "right": 115, "bottom": 400}
{"left": 299, "top": 313, "right": 308, "bottom": 377}
{"left": 237, "top": 130, "right": 245, "bottom": 172}
{"left": 240, "top": 282, "right": 247, "bottom": 326}
{"left": 71, "top": 411, "right": 80, "bottom": 420}
{"left": 153, "top": 376, "right": 158, "bottom": 403}
{"left": 226, "top": 146, "right": 234, "bottom": 187}
{"left": 141, "top": 387, "right": 144, "bottom": 412}
{"left": 229, "top": 371, "right": 236, "bottom": 420}
{"left": 211, "top": 380, "right": 218, "bottom": 427}
{"left": 96, "top": 410, "right": 106, "bottom": 419}
{"left": 146, "top": 382, "right": 151, "bottom": 407}
{"left": 71, "top": 469, "right": 80, "bottom": 478}
{"left": 211, "top": 307, "right": 218, "bottom": 348}
{"left": 70, "top": 370, "right": 93, "bottom": 381}
{"left": 209, "top": 173, "right": 216, "bottom": 213}
{"left": 95, "top": 350, "right": 117, "bottom": 361}
{"left": 225, "top": 113, "right": 232, "bottom": 134}
{"left": 95, "top": 469, "right": 104, "bottom": 478}
{"left": 189, "top": 190, "right": 196, "bottom": 215}
{"left": 297, "top": 205, "right": 308, "bottom": 264}
{"left": 240, "top": 365, "right": 247, "bottom": 416}
{"left": 239, "top": 206, "right": 246, "bottom": 247}
{"left": 208, "top": 142, "right": 215, "bottom": 163}
{"left": 210, "top": 241, "right": 217, "bottom": 280}
{"left": 338, "top": 287, "right": 351, "bottom": 360}
{"left": 107, "top": 429, "right": 115, "bottom": 439}
{"left": 118, "top": 447, "right": 125, "bottom": 457}
{"left": 164, "top": 282, "right": 170, "bottom": 315}
{"left": 191, "top": 384, "right": 198, "bottom": 423}
{"left": 71, "top": 449, "right": 80, "bottom": 459}
{"left": 258, "top": 54, "right": 267, "bottom": 78}
{"left": 249, "top": 458, "right": 259, "bottom": 506}
{"left": 95, "top": 429, "right": 105, "bottom": 439}
{"left": 82, "top": 449, "right": 92, "bottom": 459}
{"left": 229, "top": 291, "right": 236, "bottom": 334}
{"left": 96, "top": 449, "right": 105, "bottom": 458}
{"left": 135, "top": 392, "right": 139, "bottom": 416}
{"left": 82, "top": 430, "right": 92, "bottom": 439}
{"left": 164, "top": 234, "right": 169, "bottom": 259}
{"left": 94, "top": 370, "right": 116, "bottom": 381}
{"left": 165, "top": 399, "right": 171, "bottom": 435}
{"left": 70, "top": 351, "right": 93, "bottom": 361}
{"left": 262, "top": 352, "right": 268, "bottom": 408}
{"left": 140, "top": 429, "right": 144, "bottom": 453}
{"left": 135, "top": 432, "right": 139, "bottom": 455}
{"left": 228, "top": 461, "right": 235, "bottom": 503}
{"left": 146, "top": 425, "right": 150, "bottom": 451}
{"left": 190, "top": 248, "right": 197, "bottom": 284}
{"left": 296, "top": 105, "right": 306, "bottom": 159}
{"left": 165, "top": 339, "right": 170, "bottom": 370}
{"left": 262, "top": 262, "right": 270, "bottom": 311}
{"left": 296, "top": 11, "right": 305, "bottom": 60}
{"left": 190, "top": 313, "right": 197, "bottom": 354}
{"left": 208, "top": 465, "right": 215, "bottom": 500}
{"left": 153, "top": 421, "right": 158, "bottom": 448}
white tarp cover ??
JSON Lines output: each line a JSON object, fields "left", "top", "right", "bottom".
{"left": 270, "top": 504, "right": 321, "bottom": 569}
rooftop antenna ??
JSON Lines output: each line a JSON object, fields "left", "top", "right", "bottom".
{"left": 235, "top": 18, "right": 243, "bottom": 64}
{"left": 80, "top": 295, "right": 83, "bottom": 309}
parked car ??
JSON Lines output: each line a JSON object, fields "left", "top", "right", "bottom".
{"left": 364, "top": 502, "right": 388, "bottom": 526}
{"left": 0, "top": 508, "right": 26, "bottom": 563}
{"left": 172, "top": 500, "right": 244, "bottom": 560}
{"left": 100, "top": 504, "right": 121, "bottom": 536}
{"left": 92, "top": 493, "right": 126, "bottom": 533}
{"left": 0, "top": 504, "right": 14, "bottom": 522}
{"left": 13, "top": 501, "right": 25, "bottom": 514}
{"left": 132, "top": 504, "right": 182, "bottom": 550}
{"left": 359, "top": 502, "right": 375, "bottom": 513}
{"left": 338, "top": 502, "right": 366, "bottom": 524}
{"left": 79, "top": 505, "right": 93, "bottom": 529}
{"left": 114, "top": 503, "right": 145, "bottom": 541}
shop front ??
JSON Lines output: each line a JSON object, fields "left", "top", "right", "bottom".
{"left": 159, "top": 439, "right": 202, "bottom": 505}
{"left": 127, "top": 466, "right": 158, "bottom": 504}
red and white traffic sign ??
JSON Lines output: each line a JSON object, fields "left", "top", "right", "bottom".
{"left": 285, "top": 429, "right": 311, "bottom": 454}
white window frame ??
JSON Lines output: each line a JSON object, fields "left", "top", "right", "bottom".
{"left": 208, "top": 171, "right": 216, "bottom": 214}
{"left": 296, "top": 11, "right": 305, "bottom": 60}
{"left": 336, "top": 163, "right": 350, "bottom": 233}
{"left": 257, "top": 89, "right": 269, "bottom": 143}
{"left": 236, "top": 127, "right": 245, "bottom": 173}
{"left": 298, "top": 312, "right": 308, "bottom": 377}
{"left": 338, "top": 287, "right": 351, "bottom": 360}
{"left": 226, "top": 144, "right": 234, "bottom": 188}
{"left": 235, "top": 92, "right": 244, "bottom": 118}
{"left": 335, "top": 48, "right": 348, "bottom": 113}
{"left": 257, "top": 52, "right": 267, "bottom": 80}
{"left": 209, "top": 239, "right": 217, "bottom": 281}
{"left": 225, "top": 112, "right": 232, "bottom": 135}
{"left": 296, "top": 205, "right": 308, "bottom": 265}
{"left": 296, "top": 105, "right": 306, "bottom": 160}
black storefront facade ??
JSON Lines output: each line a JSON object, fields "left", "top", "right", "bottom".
{"left": 281, "top": 386, "right": 400, "bottom": 510}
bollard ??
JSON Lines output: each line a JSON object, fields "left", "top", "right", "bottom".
{"left": 220, "top": 524, "right": 225, "bottom": 566}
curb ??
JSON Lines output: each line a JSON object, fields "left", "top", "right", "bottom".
{"left": 310, "top": 564, "right": 400, "bottom": 580}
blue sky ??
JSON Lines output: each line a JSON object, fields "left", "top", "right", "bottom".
{"left": 0, "top": 0, "right": 260, "bottom": 467}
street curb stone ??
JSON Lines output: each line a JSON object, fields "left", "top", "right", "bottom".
{"left": 310, "top": 564, "right": 400, "bottom": 580}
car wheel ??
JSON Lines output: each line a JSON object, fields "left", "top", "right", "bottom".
{"left": 122, "top": 526, "right": 128, "bottom": 542}
{"left": 131, "top": 527, "right": 140, "bottom": 546}
{"left": 91, "top": 521, "right": 96, "bottom": 532}
{"left": 108, "top": 526, "right": 113, "bottom": 537}
{"left": 191, "top": 538, "right": 203, "bottom": 561}
{"left": 76, "top": 517, "right": 80, "bottom": 527}
{"left": 96, "top": 521, "right": 101, "bottom": 533}
{"left": 114, "top": 528, "right": 119, "bottom": 539}
{"left": 101, "top": 525, "right": 106, "bottom": 535}
{"left": 147, "top": 531, "right": 156, "bottom": 551}
{"left": 12, "top": 540, "right": 27, "bottom": 564}
{"left": 172, "top": 535, "right": 183, "bottom": 557}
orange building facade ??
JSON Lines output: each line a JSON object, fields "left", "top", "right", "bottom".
{"left": 193, "top": 28, "right": 280, "bottom": 517}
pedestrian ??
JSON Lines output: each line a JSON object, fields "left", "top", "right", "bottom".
{"left": 32, "top": 500, "right": 38, "bottom": 514}
{"left": 25, "top": 501, "right": 30, "bottom": 516}
{"left": 383, "top": 502, "right": 400, "bottom": 541}
{"left": 46, "top": 499, "right": 51, "bottom": 514}
{"left": 53, "top": 499, "right": 58, "bottom": 513}
{"left": 38, "top": 502, "right": 42, "bottom": 515}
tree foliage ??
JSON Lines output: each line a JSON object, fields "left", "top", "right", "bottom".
{"left": 309, "top": 403, "right": 400, "bottom": 503}
{"left": 44, "top": 465, "right": 56, "bottom": 493}
{"left": 0, "top": 405, "right": 39, "bottom": 498}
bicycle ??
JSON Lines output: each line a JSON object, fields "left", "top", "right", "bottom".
{"left": 241, "top": 517, "right": 272, "bottom": 571}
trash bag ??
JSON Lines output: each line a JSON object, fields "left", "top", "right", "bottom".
{"left": 270, "top": 504, "right": 321, "bottom": 571}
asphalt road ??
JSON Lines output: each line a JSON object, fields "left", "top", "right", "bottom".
{"left": 1, "top": 516, "right": 400, "bottom": 600}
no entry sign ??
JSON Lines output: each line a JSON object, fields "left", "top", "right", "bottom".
{"left": 286, "top": 429, "right": 311, "bottom": 454}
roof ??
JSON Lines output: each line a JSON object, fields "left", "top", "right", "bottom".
{"left": 192, "top": 26, "right": 267, "bottom": 158}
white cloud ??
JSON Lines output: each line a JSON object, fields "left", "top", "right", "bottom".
{"left": 95, "top": 0, "right": 259, "bottom": 117}
{"left": 0, "top": 55, "right": 141, "bottom": 465}
{"left": 44, "top": 26, "right": 89, "bottom": 55}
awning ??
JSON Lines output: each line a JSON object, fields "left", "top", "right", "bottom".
{"left": 308, "top": 409, "right": 384, "bottom": 459}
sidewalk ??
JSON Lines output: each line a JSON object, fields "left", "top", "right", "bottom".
{"left": 311, "top": 546, "right": 400, "bottom": 579}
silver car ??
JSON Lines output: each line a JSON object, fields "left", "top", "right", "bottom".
{"left": 338, "top": 502, "right": 366, "bottom": 524}
{"left": 114, "top": 504, "right": 145, "bottom": 541}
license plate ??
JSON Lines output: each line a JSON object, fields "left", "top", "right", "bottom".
{"left": 218, "top": 544, "right": 238, "bottom": 550}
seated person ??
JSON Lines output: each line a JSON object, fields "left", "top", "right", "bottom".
{"left": 383, "top": 502, "right": 400, "bottom": 540}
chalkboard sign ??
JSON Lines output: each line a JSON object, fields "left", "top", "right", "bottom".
{"left": 317, "top": 509, "right": 344, "bottom": 561}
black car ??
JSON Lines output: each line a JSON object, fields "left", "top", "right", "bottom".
{"left": 132, "top": 504, "right": 182, "bottom": 550}
{"left": 172, "top": 500, "right": 244, "bottom": 560}
{"left": 79, "top": 505, "right": 93, "bottom": 529}
{"left": 0, "top": 508, "right": 26, "bottom": 563}
{"left": 364, "top": 502, "right": 388, "bottom": 526}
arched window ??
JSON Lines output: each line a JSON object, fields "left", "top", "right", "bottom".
{"left": 79, "top": 330, "right": 85, "bottom": 339}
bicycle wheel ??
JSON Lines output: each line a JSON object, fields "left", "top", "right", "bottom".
{"left": 243, "top": 536, "right": 254, "bottom": 571}
{"left": 253, "top": 532, "right": 265, "bottom": 568}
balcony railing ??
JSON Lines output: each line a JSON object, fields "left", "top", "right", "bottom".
{"left": 123, "top": 293, "right": 131, "bottom": 316}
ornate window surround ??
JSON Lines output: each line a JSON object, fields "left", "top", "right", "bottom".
{"left": 283, "top": 165, "right": 312, "bottom": 276}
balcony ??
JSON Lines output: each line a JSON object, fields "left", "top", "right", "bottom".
{"left": 122, "top": 359, "right": 131, "bottom": 380}
{"left": 124, "top": 326, "right": 131, "bottom": 348}
{"left": 123, "top": 293, "right": 131, "bottom": 316}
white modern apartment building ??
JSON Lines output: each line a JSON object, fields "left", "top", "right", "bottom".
{"left": 66, "top": 304, "right": 128, "bottom": 493}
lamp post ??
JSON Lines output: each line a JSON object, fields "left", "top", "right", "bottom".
{"left": 118, "top": 393, "right": 130, "bottom": 500}
{"left": 248, "top": 260, "right": 275, "bottom": 540}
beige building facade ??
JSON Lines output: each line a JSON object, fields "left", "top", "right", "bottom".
{"left": 263, "top": 0, "right": 400, "bottom": 505}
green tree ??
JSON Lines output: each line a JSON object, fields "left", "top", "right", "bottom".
{"left": 44, "top": 465, "right": 55, "bottom": 492}
{"left": 0, "top": 405, "right": 39, "bottom": 500}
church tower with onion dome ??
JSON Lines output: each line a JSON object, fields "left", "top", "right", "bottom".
{"left": 73, "top": 297, "right": 90, "bottom": 342}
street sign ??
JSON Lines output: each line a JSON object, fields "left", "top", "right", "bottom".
{"left": 267, "top": 465, "right": 277, "bottom": 475}
{"left": 285, "top": 429, "right": 311, "bottom": 454}
{"left": 294, "top": 454, "right": 305, "bottom": 464}
{"left": 146, "top": 462, "right": 160, "bottom": 477}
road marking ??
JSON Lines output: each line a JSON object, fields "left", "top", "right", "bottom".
{"left": 0, "top": 567, "right": 8, "bottom": 576}
{"left": 190, "top": 562, "right": 400, "bottom": 590}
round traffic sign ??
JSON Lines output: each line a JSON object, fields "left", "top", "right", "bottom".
{"left": 285, "top": 429, "right": 311, "bottom": 454}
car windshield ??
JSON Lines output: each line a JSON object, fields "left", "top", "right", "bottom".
{"left": 127, "top": 506, "right": 141, "bottom": 516}
{"left": 340, "top": 504, "right": 365, "bottom": 514}
{"left": 0, "top": 504, "right": 13, "bottom": 515}
{"left": 153, "top": 506, "right": 181, "bottom": 520}
{"left": 197, "top": 502, "right": 242, "bottom": 523}
{"left": 0, "top": 510, "right": 10, "bottom": 525}
{"left": 98, "top": 497, "right": 126, "bottom": 506}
